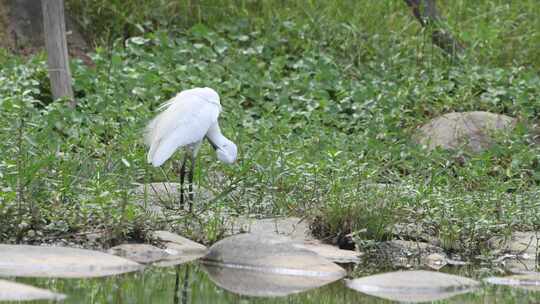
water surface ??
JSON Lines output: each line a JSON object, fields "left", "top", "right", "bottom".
{"left": 10, "top": 263, "right": 540, "bottom": 304}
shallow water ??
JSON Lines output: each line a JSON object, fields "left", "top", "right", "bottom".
{"left": 9, "top": 263, "right": 540, "bottom": 304}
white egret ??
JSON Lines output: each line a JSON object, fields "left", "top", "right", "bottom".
{"left": 144, "top": 87, "right": 237, "bottom": 211}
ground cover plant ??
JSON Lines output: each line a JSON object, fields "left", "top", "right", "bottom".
{"left": 0, "top": 1, "right": 539, "bottom": 260}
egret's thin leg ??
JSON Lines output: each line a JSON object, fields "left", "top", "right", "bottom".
{"left": 179, "top": 157, "right": 187, "bottom": 210}
{"left": 173, "top": 266, "right": 180, "bottom": 304}
{"left": 188, "top": 154, "right": 195, "bottom": 212}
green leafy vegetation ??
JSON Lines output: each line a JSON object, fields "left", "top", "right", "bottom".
{"left": 1, "top": 1, "right": 539, "bottom": 257}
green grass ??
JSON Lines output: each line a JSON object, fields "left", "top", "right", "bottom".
{"left": 0, "top": 1, "right": 539, "bottom": 257}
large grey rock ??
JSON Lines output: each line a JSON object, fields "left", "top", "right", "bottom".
{"left": 346, "top": 270, "right": 479, "bottom": 303}
{"left": 226, "top": 217, "right": 360, "bottom": 264}
{"left": 416, "top": 111, "right": 516, "bottom": 152}
{"left": 203, "top": 233, "right": 345, "bottom": 277}
{"left": 0, "top": 244, "right": 143, "bottom": 278}
{"left": 0, "top": 279, "right": 66, "bottom": 301}
{"left": 107, "top": 244, "right": 169, "bottom": 264}
{"left": 485, "top": 274, "right": 540, "bottom": 291}
{"left": 202, "top": 233, "right": 345, "bottom": 297}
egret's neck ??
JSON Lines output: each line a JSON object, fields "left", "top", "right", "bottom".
{"left": 207, "top": 123, "right": 228, "bottom": 147}
{"left": 207, "top": 122, "right": 237, "bottom": 164}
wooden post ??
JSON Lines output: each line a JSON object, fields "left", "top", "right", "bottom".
{"left": 41, "top": 0, "right": 75, "bottom": 107}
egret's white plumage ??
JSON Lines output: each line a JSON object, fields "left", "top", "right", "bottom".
{"left": 144, "top": 87, "right": 237, "bottom": 167}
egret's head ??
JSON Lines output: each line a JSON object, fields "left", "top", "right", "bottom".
{"left": 216, "top": 138, "right": 237, "bottom": 164}
{"left": 191, "top": 87, "right": 220, "bottom": 106}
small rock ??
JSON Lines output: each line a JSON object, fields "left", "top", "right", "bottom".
{"left": 0, "top": 279, "right": 66, "bottom": 301}
{"left": 152, "top": 230, "right": 207, "bottom": 254}
{"left": 153, "top": 242, "right": 208, "bottom": 267}
{"left": 150, "top": 231, "right": 208, "bottom": 267}
{"left": 416, "top": 111, "right": 516, "bottom": 152}
{"left": 425, "top": 253, "right": 448, "bottom": 270}
{"left": 293, "top": 241, "right": 361, "bottom": 264}
{"left": 107, "top": 244, "right": 168, "bottom": 264}
{"left": 86, "top": 232, "right": 101, "bottom": 243}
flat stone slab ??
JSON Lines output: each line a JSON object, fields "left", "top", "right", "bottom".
{"left": 0, "top": 279, "right": 66, "bottom": 301}
{"left": 0, "top": 244, "right": 143, "bottom": 278}
{"left": 505, "top": 258, "right": 539, "bottom": 274}
{"left": 346, "top": 270, "right": 479, "bottom": 303}
{"left": 416, "top": 111, "right": 516, "bottom": 152}
{"left": 489, "top": 231, "right": 539, "bottom": 274}
{"left": 107, "top": 244, "right": 169, "bottom": 264}
{"left": 203, "top": 233, "right": 345, "bottom": 279}
{"left": 485, "top": 274, "right": 540, "bottom": 291}
{"left": 489, "top": 231, "right": 539, "bottom": 256}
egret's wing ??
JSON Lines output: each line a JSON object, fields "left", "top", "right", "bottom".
{"left": 145, "top": 92, "right": 220, "bottom": 167}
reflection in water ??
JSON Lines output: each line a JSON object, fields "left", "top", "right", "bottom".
{"left": 12, "top": 263, "right": 540, "bottom": 304}
{"left": 174, "top": 264, "right": 190, "bottom": 304}
{"left": 202, "top": 263, "right": 340, "bottom": 297}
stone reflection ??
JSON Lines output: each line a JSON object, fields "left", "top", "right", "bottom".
{"left": 202, "top": 264, "right": 339, "bottom": 297}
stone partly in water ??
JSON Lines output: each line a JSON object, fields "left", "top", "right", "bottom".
{"left": 202, "top": 233, "right": 345, "bottom": 297}
{"left": 0, "top": 244, "right": 143, "bottom": 278}
{"left": 485, "top": 274, "right": 540, "bottom": 292}
{"left": 151, "top": 230, "right": 209, "bottom": 267}
{"left": 416, "top": 111, "right": 516, "bottom": 152}
{"left": 0, "top": 279, "right": 66, "bottom": 302}
{"left": 346, "top": 270, "right": 479, "bottom": 303}
{"left": 154, "top": 242, "right": 207, "bottom": 267}
{"left": 107, "top": 244, "right": 169, "bottom": 264}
